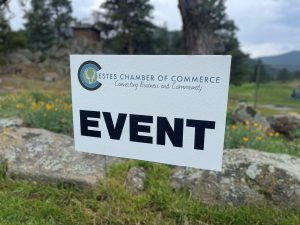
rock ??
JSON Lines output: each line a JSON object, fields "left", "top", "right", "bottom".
{"left": 0, "top": 126, "right": 121, "bottom": 187}
{"left": 7, "top": 49, "right": 32, "bottom": 65}
{"left": 232, "top": 103, "right": 270, "bottom": 128}
{"left": 292, "top": 88, "right": 300, "bottom": 99}
{"left": 171, "top": 149, "right": 300, "bottom": 207}
{"left": 268, "top": 113, "right": 300, "bottom": 138}
{"left": 125, "top": 167, "right": 146, "bottom": 194}
{"left": 0, "top": 118, "right": 23, "bottom": 131}
{"left": 44, "top": 72, "right": 59, "bottom": 82}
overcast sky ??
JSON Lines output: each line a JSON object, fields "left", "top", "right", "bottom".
{"left": 8, "top": 0, "right": 300, "bottom": 58}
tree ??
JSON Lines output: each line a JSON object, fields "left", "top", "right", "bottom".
{"left": 249, "top": 59, "right": 271, "bottom": 84}
{"left": 277, "top": 68, "right": 290, "bottom": 83}
{"left": 50, "top": 0, "right": 73, "bottom": 43}
{"left": 293, "top": 70, "right": 300, "bottom": 80}
{"left": 0, "top": 0, "right": 9, "bottom": 8}
{"left": 224, "top": 37, "right": 252, "bottom": 85}
{"left": 98, "top": 0, "right": 156, "bottom": 54}
{"left": 24, "top": 0, "right": 55, "bottom": 51}
{"left": 0, "top": 4, "right": 10, "bottom": 64}
{"left": 151, "top": 25, "right": 184, "bottom": 54}
{"left": 178, "top": 0, "right": 236, "bottom": 54}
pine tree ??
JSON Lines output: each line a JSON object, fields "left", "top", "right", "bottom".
{"left": 98, "top": 0, "right": 156, "bottom": 54}
{"left": 224, "top": 37, "right": 252, "bottom": 85}
{"left": 277, "top": 68, "right": 290, "bottom": 83}
{"left": 50, "top": 0, "right": 73, "bottom": 43}
{"left": 0, "top": 5, "right": 10, "bottom": 64}
{"left": 24, "top": 0, "right": 55, "bottom": 51}
{"left": 0, "top": 8, "right": 9, "bottom": 49}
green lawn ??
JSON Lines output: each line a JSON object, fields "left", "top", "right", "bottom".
{"left": 1, "top": 161, "right": 300, "bottom": 225}
{"left": 229, "top": 81, "right": 300, "bottom": 116}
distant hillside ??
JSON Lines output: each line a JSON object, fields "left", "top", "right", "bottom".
{"left": 257, "top": 51, "right": 300, "bottom": 71}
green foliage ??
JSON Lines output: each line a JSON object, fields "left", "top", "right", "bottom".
{"left": 294, "top": 71, "right": 300, "bottom": 80}
{"left": 152, "top": 27, "right": 184, "bottom": 54}
{"left": 0, "top": 7, "right": 10, "bottom": 63}
{"left": 250, "top": 59, "right": 271, "bottom": 83}
{"left": 224, "top": 37, "right": 253, "bottom": 85}
{"left": 225, "top": 122, "right": 300, "bottom": 157}
{"left": 24, "top": 0, "right": 73, "bottom": 51}
{"left": 50, "top": 0, "right": 73, "bottom": 43}
{"left": 25, "top": 0, "right": 55, "bottom": 51}
{"left": 99, "top": 0, "right": 156, "bottom": 54}
{"left": 0, "top": 159, "right": 8, "bottom": 179}
{"left": 6, "top": 30, "right": 28, "bottom": 50}
{"left": 0, "top": 91, "right": 72, "bottom": 134}
{"left": 277, "top": 68, "right": 291, "bottom": 82}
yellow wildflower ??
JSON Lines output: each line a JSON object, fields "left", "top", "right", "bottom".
{"left": 32, "top": 102, "right": 39, "bottom": 111}
{"left": 269, "top": 132, "right": 274, "bottom": 137}
{"left": 63, "top": 103, "right": 71, "bottom": 111}
{"left": 275, "top": 132, "right": 280, "bottom": 137}
{"left": 46, "top": 103, "right": 54, "bottom": 111}
{"left": 245, "top": 120, "right": 250, "bottom": 126}
{"left": 253, "top": 122, "right": 258, "bottom": 128}
{"left": 16, "top": 103, "right": 24, "bottom": 110}
{"left": 256, "top": 136, "right": 263, "bottom": 141}
{"left": 242, "top": 136, "right": 249, "bottom": 142}
{"left": 230, "top": 124, "right": 237, "bottom": 129}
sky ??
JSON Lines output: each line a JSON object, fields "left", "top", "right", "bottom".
{"left": 8, "top": 0, "right": 300, "bottom": 58}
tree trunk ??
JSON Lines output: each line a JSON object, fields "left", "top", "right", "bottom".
{"left": 178, "top": 0, "right": 215, "bottom": 55}
{"left": 128, "top": 36, "right": 135, "bottom": 54}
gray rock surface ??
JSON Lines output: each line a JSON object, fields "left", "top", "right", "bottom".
{"left": 44, "top": 72, "right": 59, "bottom": 82}
{"left": 0, "top": 119, "right": 121, "bottom": 187}
{"left": 268, "top": 113, "right": 300, "bottom": 138}
{"left": 171, "top": 149, "right": 300, "bottom": 207}
{"left": 0, "top": 118, "right": 23, "bottom": 131}
{"left": 125, "top": 167, "right": 146, "bottom": 194}
{"left": 292, "top": 88, "right": 300, "bottom": 99}
{"left": 232, "top": 103, "right": 270, "bottom": 128}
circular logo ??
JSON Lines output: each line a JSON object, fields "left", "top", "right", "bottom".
{"left": 78, "top": 61, "right": 102, "bottom": 90}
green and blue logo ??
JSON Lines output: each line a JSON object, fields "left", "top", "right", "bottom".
{"left": 78, "top": 61, "right": 102, "bottom": 90}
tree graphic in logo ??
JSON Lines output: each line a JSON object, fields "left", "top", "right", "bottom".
{"left": 78, "top": 61, "right": 102, "bottom": 90}
{"left": 84, "top": 67, "right": 97, "bottom": 84}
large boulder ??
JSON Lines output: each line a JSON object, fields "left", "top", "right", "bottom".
{"left": 232, "top": 103, "right": 270, "bottom": 128}
{"left": 268, "top": 113, "right": 300, "bottom": 138}
{"left": 171, "top": 149, "right": 300, "bottom": 207}
{"left": 0, "top": 119, "right": 121, "bottom": 187}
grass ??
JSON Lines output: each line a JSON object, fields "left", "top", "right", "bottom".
{"left": 1, "top": 81, "right": 300, "bottom": 224}
{"left": 229, "top": 81, "right": 300, "bottom": 115}
{"left": 0, "top": 161, "right": 300, "bottom": 225}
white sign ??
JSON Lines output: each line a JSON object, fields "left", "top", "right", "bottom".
{"left": 70, "top": 55, "right": 231, "bottom": 171}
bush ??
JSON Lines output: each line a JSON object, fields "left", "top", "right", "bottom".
{"left": 0, "top": 91, "right": 72, "bottom": 135}
{"left": 225, "top": 121, "right": 300, "bottom": 157}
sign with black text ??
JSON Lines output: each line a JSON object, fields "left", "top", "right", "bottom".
{"left": 70, "top": 55, "right": 231, "bottom": 171}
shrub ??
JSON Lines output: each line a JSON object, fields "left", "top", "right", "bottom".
{"left": 0, "top": 91, "right": 72, "bottom": 135}
{"left": 225, "top": 121, "right": 300, "bottom": 157}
